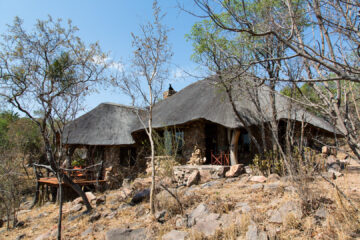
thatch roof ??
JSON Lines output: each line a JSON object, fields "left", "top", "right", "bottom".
{"left": 64, "top": 76, "right": 340, "bottom": 146}
{"left": 147, "top": 76, "right": 339, "bottom": 134}
{"left": 63, "top": 103, "right": 144, "bottom": 146}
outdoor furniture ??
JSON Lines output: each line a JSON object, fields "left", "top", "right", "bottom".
{"left": 211, "top": 151, "right": 230, "bottom": 166}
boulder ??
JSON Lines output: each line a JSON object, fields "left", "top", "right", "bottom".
{"left": 264, "top": 183, "right": 281, "bottom": 191}
{"left": 268, "top": 201, "right": 302, "bottom": 224}
{"left": 193, "top": 217, "right": 221, "bottom": 237}
{"left": 314, "top": 206, "right": 327, "bottom": 220}
{"left": 187, "top": 170, "right": 200, "bottom": 187}
{"left": 267, "top": 173, "right": 280, "bottom": 182}
{"left": 235, "top": 202, "right": 251, "bottom": 213}
{"left": 336, "top": 152, "right": 348, "bottom": 160}
{"left": 34, "top": 232, "right": 51, "bottom": 240}
{"left": 225, "top": 164, "right": 244, "bottom": 178}
{"left": 251, "top": 184, "right": 264, "bottom": 190}
{"left": 89, "top": 212, "right": 101, "bottom": 222}
{"left": 105, "top": 228, "right": 148, "bottom": 240}
{"left": 130, "top": 189, "right": 150, "bottom": 206}
{"left": 250, "top": 176, "right": 267, "bottom": 183}
{"left": 70, "top": 203, "right": 83, "bottom": 212}
{"left": 187, "top": 203, "right": 209, "bottom": 227}
{"left": 246, "top": 223, "right": 258, "bottom": 240}
{"left": 155, "top": 210, "right": 167, "bottom": 223}
{"left": 86, "top": 192, "right": 96, "bottom": 202}
{"left": 81, "top": 226, "right": 93, "bottom": 237}
{"left": 162, "top": 230, "right": 188, "bottom": 240}
{"left": 95, "top": 195, "right": 106, "bottom": 206}
{"left": 326, "top": 155, "right": 337, "bottom": 165}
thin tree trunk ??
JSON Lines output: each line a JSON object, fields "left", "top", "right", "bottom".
{"left": 149, "top": 118, "right": 156, "bottom": 215}
{"left": 57, "top": 175, "right": 63, "bottom": 240}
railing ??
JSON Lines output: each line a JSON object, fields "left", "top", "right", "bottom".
{"left": 211, "top": 151, "right": 230, "bottom": 166}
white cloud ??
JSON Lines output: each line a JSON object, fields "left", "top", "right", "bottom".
{"left": 92, "top": 55, "right": 124, "bottom": 72}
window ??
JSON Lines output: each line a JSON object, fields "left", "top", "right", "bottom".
{"left": 164, "top": 130, "right": 184, "bottom": 155}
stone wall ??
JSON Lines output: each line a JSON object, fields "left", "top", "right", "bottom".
{"left": 173, "top": 165, "right": 230, "bottom": 186}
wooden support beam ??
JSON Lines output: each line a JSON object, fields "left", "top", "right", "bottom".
{"left": 230, "top": 129, "right": 241, "bottom": 166}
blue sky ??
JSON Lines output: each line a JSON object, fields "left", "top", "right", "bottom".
{"left": 0, "top": 0, "right": 206, "bottom": 113}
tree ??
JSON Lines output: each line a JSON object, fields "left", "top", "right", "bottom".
{"left": 115, "top": 0, "right": 172, "bottom": 215}
{"left": 0, "top": 16, "right": 108, "bottom": 239}
{"left": 190, "top": 0, "right": 360, "bottom": 160}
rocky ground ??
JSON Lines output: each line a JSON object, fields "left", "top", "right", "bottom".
{"left": 1, "top": 163, "right": 360, "bottom": 240}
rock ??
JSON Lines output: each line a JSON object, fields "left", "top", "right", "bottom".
{"left": 326, "top": 155, "right": 337, "bottom": 165}
{"left": 70, "top": 203, "right": 83, "bottom": 212}
{"left": 187, "top": 170, "right": 200, "bottom": 187}
{"left": 135, "top": 205, "right": 147, "bottom": 217}
{"left": 105, "top": 211, "right": 117, "bottom": 219}
{"left": 258, "top": 231, "right": 268, "bottom": 240}
{"left": 314, "top": 206, "right": 327, "bottom": 220}
{"left": 284, "top": 186, "right": 297, "bottom": 193}
{"left": 86, "top": 192, "right": 96, "bottom": 202}
{"left": 328, "top": 168, "right": 343, "bottom": 178}
{"left": 250, "top": 176, "right": 267, "bottom": 183}
{"left": 225, "top": 178, "right": 238, "bottom": 183}
{"left": 16, "top": 234, "right": 26, "bottom": 240}
{"left": 328, "top": 162, "right": 341, "bottom": 172}
{"left": 199, "top": 169, "right": 212, "bottom": 183}
{"left": 162, "top": 230, "right": 188, "bottom": 240}
{"left": 175, "top": 215, "right": 187, "bottom": 227}
{"left": 337, "top": 152, "right": 348, "bottom": 160}
{"left": 267, "top": 173, "right": 280, "bottom": 182}
{"left": 244, "top": 166, "right": 253, "bottom": 174}
{"left": 251, "top": 183, "right": 264, "bottom": 190}
{"left": 15, "top": 221, "right": 25, "bottom": 228}
{"left": 73, "top": 197, "right": 83, "bottom": 205}
{"left": 235, "top": 202, "right": 251, "bottom": 213}
{"left": 105, "top": 228, "right": 148, "bottom": 240}
{"left": 219, "top": 213, "right": 235, "bottom": 226}
{"left": 193, "top": 217, "right": 221, "bottom": 237}
{"left": 20, "top": 201, "right": 32, "bottom": 210}
{"left": 264, "top": 183, "right": 281, "bottom": 190}
{"left": 201, "top": 180, "right": 221, "bottom": 189}
{"left": 187, "top": 203, "right": 209, "bottom": 227}
{"left": 225, "top": 164, "right": 244, "bottom": 178}
{"left": 118, "top": 203, "right": 131, "bottom": 210}
{"left": 95, "top": 195, "right": 106, "bottom": 206}
{"left": 17, "top": 209, "right": 31, "bottom": 215}
{"left": 155, "top": 210, "right": 167, "bottom": 223}
{"left": 34, "top": 232, "right": 51, "bottom": 240}
{"left": 89, "top": 212, "right": 101, "bottom": 222}
{"left": 81, "top": 226, "right": 93, "bottom": 237}
{"left": 268, "top": 201, "right": 302, "bottom": 224}
{"left": 130, "top": 189, "right": 150, "bottom": 205}
{"left": 246, "top": 223, "right": 258, "bottom": 240}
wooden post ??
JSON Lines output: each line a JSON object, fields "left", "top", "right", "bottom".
{"left": 229, "top": 130, "right": 241, "bottom": 166}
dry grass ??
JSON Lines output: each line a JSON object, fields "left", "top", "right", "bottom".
{"left": 1, "top": 171, "right": 360, "bottom": 239}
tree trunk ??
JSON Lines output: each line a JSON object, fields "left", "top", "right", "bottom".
{"left": 62, "top": 175, "right": 92, "bottom": 212}
{"left": 230, "top": 130, "right": 241, "bottom": 165}
{"left": 57, "top": 175, "right": 63, "bottom": 240}
{"left": 149, "top": 119, "right": 156, "bottom": 215}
